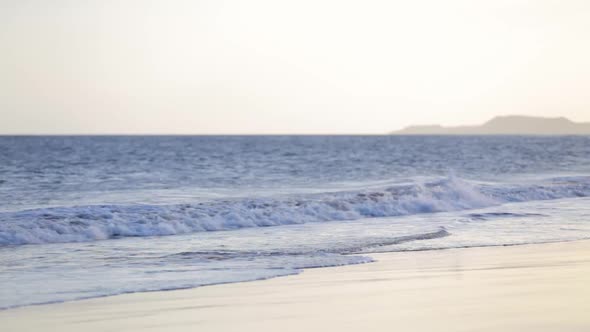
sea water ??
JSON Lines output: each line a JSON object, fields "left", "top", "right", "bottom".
{"left": 1, "top": 136, "right": 590, "bottom": 309}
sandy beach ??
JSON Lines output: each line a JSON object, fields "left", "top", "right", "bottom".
{"left": 2, "top": 240, "right": 590, "bottom": 332}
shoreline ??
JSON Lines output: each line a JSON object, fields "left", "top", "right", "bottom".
{"left": 1, "top": 238, "right": 583, "bottom": 311}
{"left": 3, "top": 239, "right": 590, "bottom": 331}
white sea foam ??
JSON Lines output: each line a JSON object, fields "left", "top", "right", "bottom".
{"left": 3, "top": 196, "right": 590, "bottom": 310}
{"left": 1, "top": 176, "right": 590, "bottom": 246}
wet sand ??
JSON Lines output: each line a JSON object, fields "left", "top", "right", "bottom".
{"left": 2, "top": 240, "right": 590, "bottom": 332}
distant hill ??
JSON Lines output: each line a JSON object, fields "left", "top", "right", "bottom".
{"left": 392, "top": 116, "right": 590, "bottom": 135}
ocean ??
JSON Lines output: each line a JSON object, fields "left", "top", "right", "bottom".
{"left": 1, "top": 135, "right": 590, "bottom": 309}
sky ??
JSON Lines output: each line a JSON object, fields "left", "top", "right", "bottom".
{"left": 1, "top": 0, "right": 590, "bottom": 134}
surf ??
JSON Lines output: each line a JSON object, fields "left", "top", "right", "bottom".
{"left": 2, "top": 175, "right": 590, "bottom": 246}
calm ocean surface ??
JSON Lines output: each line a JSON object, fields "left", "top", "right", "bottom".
{"left": 2, "top": 136, "right": 590, "bottom": 308}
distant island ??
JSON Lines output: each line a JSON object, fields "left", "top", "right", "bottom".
{"left": 392, "top": 116, "right": 590, "bottom": 135}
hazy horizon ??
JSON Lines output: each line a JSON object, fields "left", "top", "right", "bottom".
{"left": 0, "top": 114, "right": 589, "bottom": 136}
{"left": 2, "top": 0, "right": 590, "bottom": 134}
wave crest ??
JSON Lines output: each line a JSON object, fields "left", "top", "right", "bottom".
{"left": 1, "top": 176, "right": 590, "bottom": 246}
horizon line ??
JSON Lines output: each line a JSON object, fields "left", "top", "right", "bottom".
{"left": 1, "top": 133, "right": 589, "bottom": 137}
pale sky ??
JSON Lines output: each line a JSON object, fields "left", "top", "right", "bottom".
{"left": 1, "top": 0, "right": 590, "bottom": 134}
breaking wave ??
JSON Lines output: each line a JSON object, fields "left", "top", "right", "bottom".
{"left": 2, "top": 176, "right": 590, "bottom": 246}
